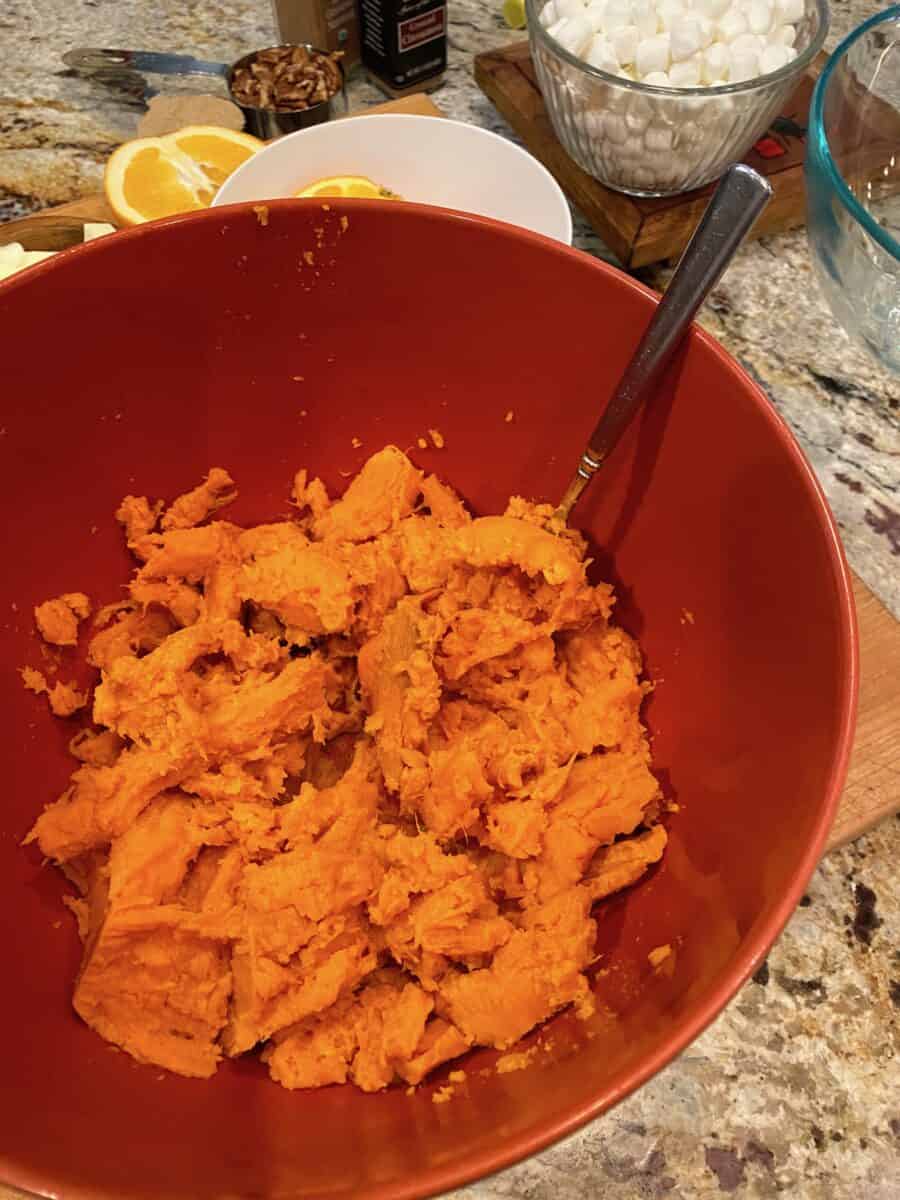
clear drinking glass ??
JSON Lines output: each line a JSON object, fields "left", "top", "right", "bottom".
{"left": 526, "top": 0, "right": 829, "bottom": 197}
{"left": 805, "top": 6, "right": 900, "bottom": 374}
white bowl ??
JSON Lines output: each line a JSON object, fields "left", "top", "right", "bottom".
{"left": 212, "top": 113, "right": 573, "bottom": 244}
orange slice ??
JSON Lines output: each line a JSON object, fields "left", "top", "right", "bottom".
{"left": 104, "top": 125, "right": 264, "bottom": 226}
{"left": 295, "top": 175, "right": 400, "bottom": 200}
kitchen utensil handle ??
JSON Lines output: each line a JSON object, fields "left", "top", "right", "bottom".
{"left": 557, "top": 163, "right": 773, "bottom": 520}
{"left": 62, "top": 48, "right": 227, "bottom": 77}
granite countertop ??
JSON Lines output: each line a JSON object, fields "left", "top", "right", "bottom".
{"left": 1, "top": 3, "right": 898, "bottom": 1198}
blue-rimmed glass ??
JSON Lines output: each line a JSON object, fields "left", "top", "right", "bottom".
{"left": 806, "top": 6, "right": 900, "bottom": 373}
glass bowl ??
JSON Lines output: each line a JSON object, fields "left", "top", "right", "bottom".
{"left": 527, "top": 0, "right": 829, "bottom": 197}
{"left": 805, "top": 6, "right": 900, "bottom": 373}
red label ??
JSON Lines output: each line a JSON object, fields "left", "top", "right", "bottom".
{"left": 398, "top": 8, "right": 445, "bottom": 51}
{"left": 753, "top": 135, "right": 786, "bottom": 159}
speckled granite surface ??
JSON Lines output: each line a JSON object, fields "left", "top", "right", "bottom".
{"left": 1, "top": 3, "right": 898, "bottom": 1198}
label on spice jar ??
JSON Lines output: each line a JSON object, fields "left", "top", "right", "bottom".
{"left": 360, "top": 0, "right": 446, "bottom": 92}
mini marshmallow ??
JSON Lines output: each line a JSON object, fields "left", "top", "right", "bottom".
{"left": 759, "top": 41, "right": 791, "bottom": 72}
{"left": 627, "top": 90, "right": 655, "bottom": 118}
{"left": 702, "top": 40, "right": 730, "bottom": 80}
{"left": 775, "top": 0, "right": 804, "bottom": 24}
{"left": 729, "top": 45, "right": 760, "bottom": 81}
{"left": 747, "top": 0, "right": 774, "bottom": 35}
{"left": 717, "top": 8, "right": 748, "bottom": 41}
{"left": 636, "top": 31, "right": 671, "bottom": 74}
{"left": 697, "top": 15, "right": 715, "bottom": 47}
{"left": 604, "top": 113, "right": 630, "bottom": 142}
{"left": 668, "top": 57, "right": 701, "bottom": 85}
{"left": 586, "top": 32, "right": 620, "bottom": 68}
{"left": 602, "top": 0, "right": 634, "bottom": 31}
{"left": 730, "top": 32, "right": 763, "bottom": 56}
{"left": 644, "top": 122, "right": 674, "bottom": 150}
{"left": 556, "top": 0, "right": 586, "bottom": 18}
{"left": 556, "top": 13, "right": 594, "bottom": 54}
{"left": 670, "top": 16, "right": 703, "bottom": 60}
{"left": 582, "top": 111, "right": 604, "bottom": 139}
{"left": 772, "top": 23, "right": 797, "bottom": 45}
{"left": 625, "top": 106, "right": 651, "bottom": 133}
{"left": 642, "top": 69, "right": 671, "bottom": 84}
{"left": 694, "top": 0, "right": 729, "bottom": 16}
{"left": 655, "top": 0, "right": 684, "bottom": 30}
{"left": 585, "top": 2, "right": 608, "bottom": 31}
{"left": 632, "top": 0, "right": 660, "bottom": 38}
{"left": 610, "top": 23, "right": 640, "bottom": 63}
{"left": 539, "top": 0, "right": 559, "bottom": 26}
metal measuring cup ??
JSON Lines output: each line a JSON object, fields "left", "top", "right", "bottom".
{"left": 62, "top": 45, "right": 345, "bottom": 138}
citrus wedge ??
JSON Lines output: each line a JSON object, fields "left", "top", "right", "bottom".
{"left": 502, "top": 0, "right": 527, "bottom": 29}
{"left": 295, "top": 175, "right": 400, "bottom": 200}
{"left": 104, "top": 125, "right": 264, "bottom": 226}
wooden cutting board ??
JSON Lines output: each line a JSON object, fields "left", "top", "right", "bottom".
{"left": 475, "top": 42, "right": 823, "bottom": 268}
{"left": 1, "top": 94, "right": 897, "bottom": 852}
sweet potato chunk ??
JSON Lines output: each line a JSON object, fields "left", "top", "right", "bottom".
{"left": 313, "top": 446, "right": 422, "bottom": 542}
{"left": 34, "top": 592, "right": 91, "bottom": 646}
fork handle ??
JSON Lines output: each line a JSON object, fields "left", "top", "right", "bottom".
{"left": 558, "top": 163, "right": 773, "bottom": 521}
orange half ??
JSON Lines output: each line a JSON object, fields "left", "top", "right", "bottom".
{"left": 104, "top": 125, "right": 264, "bottom": 226}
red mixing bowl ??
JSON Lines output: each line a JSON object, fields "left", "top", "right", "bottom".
{"left": 0, "top": 200, "right": 856, "bottom": 1200}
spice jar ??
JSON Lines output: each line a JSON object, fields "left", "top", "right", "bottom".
{"left": 271, "top": 0, "right": 361, "bottom": 70}
{"left": 358, "top": 0, "right": 447, "bottom": 96}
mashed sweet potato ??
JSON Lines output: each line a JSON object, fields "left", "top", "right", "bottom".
{"left": 24, "top": 447, "right": 667, "bottom": 1090}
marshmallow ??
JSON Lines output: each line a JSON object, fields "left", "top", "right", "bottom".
{"left": 717, "top": 8, "right": 748, "bottom": 41}
{"left": 642, "top": 69, "right": 671, "bottom": 85}
{"left": 585, "top": 2, "right": 608, "bottom": 31}
{"left": 694, "top": 0, "right": 730, "bottom": 16}
{"left": 730, "top": 32, "right": 763, "bottom": 55}
{"left": 584, "top": 110, "right": 606, "bottom": 136}
{"left": 697, "top": 15, "right": 715, "bottom": 47}
{"left": 702, "top": 41, "right": 730, "bottom": 81}
{"left": 556, "top": 0, "right": 586, "bottom": 18}
{"left": 602, "top": 0, "right": 634, "bottom": 31}
{"left": 605, "top": 112, "right": 630, "bottom": 142}
{"left": 775, "top": 0, "right": 804, "bottom": 24}
{"left": 668, "top": 57, "right": 701, "bottom": 85}
{"left": 670, "top": 16, "right": 703, "bottom": 59}
{"left": 730, "top": 45, "right": 760, "bottom": 81}
{"left": 636, "top": 31, "right": 671, "bottom": 74}
{"left": 632, "top": 0, "right": 660, "bottom": 38}
{"left": 586, "top": 32, "right": 620, "bottom": 67}
{"left": 655, "top": 0, "right": 684, "bottom": 30}
{"left": 539, "top": 1, "right": 559, "bottom": 26}
{"left": 611, "top": 23, "right": 640, "bottom": 63}
{"left": 748, "top": 0, "right": 774, "bottom": 36}
{"left": 759, "top": 41, "right": 791, "bottom": 72}
{"left": 644, "top": 122, "right": 674, "bottom": 150}
{"left": 771, "top": 22, "right": 797, "bottom": 44}
{"left": 556, "top": 13, "right": 594, "bottom": 54}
